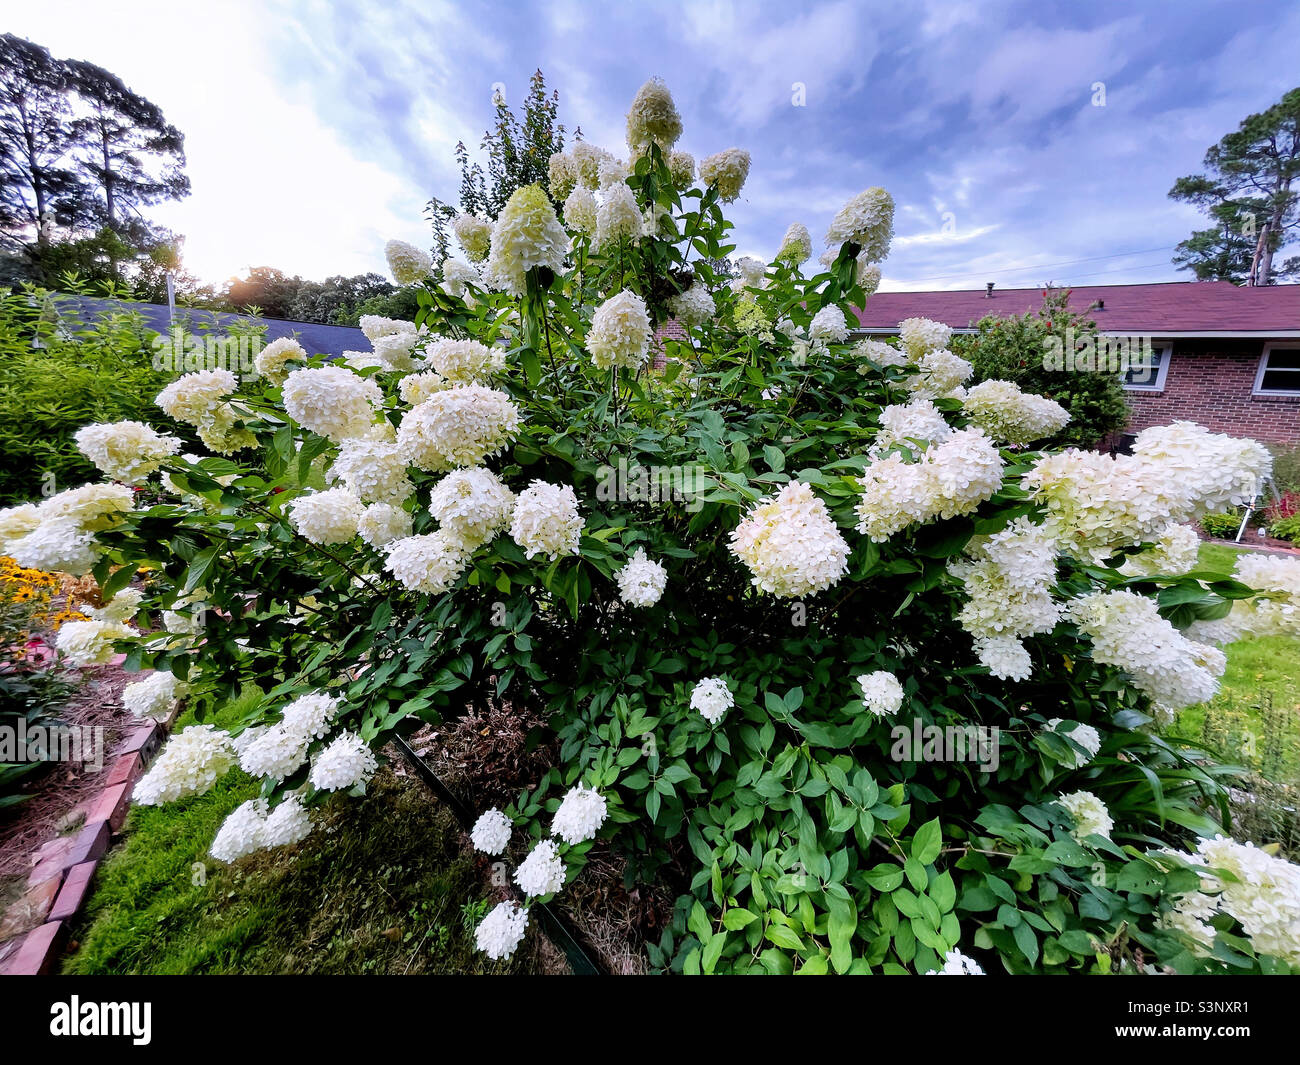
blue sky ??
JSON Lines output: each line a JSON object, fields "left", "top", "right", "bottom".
{"left": 5, "top": 0, "right": 1297, "bottom": 290}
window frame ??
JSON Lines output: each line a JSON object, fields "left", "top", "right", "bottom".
{"left": 1120, "top": 339, "right": 1171, "bottom": 393}
{"left": 1253, "top": 342, "right": 1300, "bottom": 397}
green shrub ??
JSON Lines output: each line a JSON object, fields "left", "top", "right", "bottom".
{"left": 952, "top": 288, "right": 1131, "bottom": 449}
{"left": 9, "top": 81, "right": 1298, "bottom": 976}
{"left": 1269, "top": 513, "right": 1300, "bottom": 544}
{"left": 0, "top": 288, "right": 187, "bottom": 504}
{"left": 1200, "top": 512, "right": 1243, "bottom": 539}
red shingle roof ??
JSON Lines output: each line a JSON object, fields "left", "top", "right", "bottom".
{"left": 853, "top": 281, "right": 1300, "bottom": 334}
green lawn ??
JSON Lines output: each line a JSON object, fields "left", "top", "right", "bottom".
{"left": 63, "top": 689, "right": 542, "bottom": 974}
{"left": 1170, "top": 544, "right": 1300, "bottom": 784}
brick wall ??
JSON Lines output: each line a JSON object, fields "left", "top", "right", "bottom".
{"left": 1125, "top": 338, "right": 1299, "bottom": 445}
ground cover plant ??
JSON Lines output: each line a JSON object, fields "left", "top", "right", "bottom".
{"left": 4, "top": 79, "right": 1300, "bottom": 975}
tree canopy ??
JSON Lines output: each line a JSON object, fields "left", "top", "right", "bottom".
{"left": 1169, "top": 86, "right": 1300, "bottom": 285}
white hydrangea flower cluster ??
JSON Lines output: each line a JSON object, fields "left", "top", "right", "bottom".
{"left": 569, "top": 141, "right": 614, "bottom": 190}
{"left": 360, "top": 315, "right": 417, "bottom": 341}
{"left": 598, "top": 155, "right": 631, "bottom": 188}
{"left": 808, "top": 305, "right": 850, "bottom": 347}
{"left": 281, "top": 366, "right": 382, "bottom": 443}
{"left": 73, "top": 420, "right": 181, "bottom": 484}
{"left": 482, "top": 185, "right": 569, "bottom": 295}
{"left": 596, "top": 182, "right": 642, "bottom": 249}
{"left": 426, "top": 338, "right": 505, "bottom": 385}
{"left": 668, "top": 149, "right": 695, "bottom": 187}
{"left": 961, "top": 380, "right": 1070, "bottom": 445}
{"left": 5, "top": 486, "right": 133, "bottom": 574}
{"left": 1026, "top": 422, "right": 1272, "bottom": 562}
{"left": 615, "top": 547, "right": 668, "bottom": 607}
{"left": 857, "top": 671, "right": 905, "bottom": 717}
{"left": 853, "top": 337, "right": 909, "bottom": 374}
{"left": 855, "top": 428, "right": 1004, "bottom": 542}
{"left": 668, "top": 283, "right": 715, "bottom": 330}
{"left": 383, "top": 531, "right": 472, "bottom": 595}
{"left": 156, "top": 368, "right": 237, "bottom": 425}
{"left": 122, "top": 670, "right": 187, "bottom": 722}
{"left": 690, "top": 676, "right": 733, "bottom": 725}
{"left": 1044, "top": 718, "right": 1102, "bottom": 768}
{"left": 288, "top": 486, "right": 363, "bottom": 545}
{"left": 329, "top": 438, "right": 413, "bottom": 506}
{"left": 732, "top": 256, "right": 767, "bottom": 291}
{"left": 134, "top": 724, "right": 236, "bottom": 805}
{"left": 87, "top": 587, "right": 143, "bottom": 623}
{"left": 824, "top": 187, "right": 894, "bottom": 263}
{"left": 470, "top": 808, "right": 513, "bottom": 855}
{"left": 898, "top": 317, "right": 953, "bottom": 360}
{"left": 253, "top": 337, "right": 307, "bottom": 385}
{"left": 776, "top": 222, "right": 812, "bottom": 265}
{"left": 239, "top": 691, "right": 339, "bottom": 781}
{"left": 370, "top": 330, "right": 423, "bottom": 372}
{"left": 358, "top": 502, "right": 413, "bottom": 548}
{"left": 211, "top": 796, "right": 314, "bottom": 862}
{"left": 428, "top": 467, "right": 515, "bottom": 547}
{"left": 857, "top": 261, "right": 882, "bottom": 295}
{"left": 729, "top": 480, "right": 850, "bottom": 598}
{"left": 698, "top": 148, "right": 750, "bottom": 202}
{"left": 927, "top": 949, "right": 985, "bottom": 975}
{"left": 588, "top": 289, "right": 652, "bottom": 370}
{"left": 563, "top": 186, "right": 598, "bottom": 233}
{"left": 452, "top": 213, "right": 492, "bottom": 262}
{"left": 509, "top": 480, "right": 584, "bottom": 560}
{"left": 551, "top": 784, "right": 609, "bottom": 845}
{"left": 909, "top": 348, "right": 974, "bottom": 399}
{"left": 514, "top": 838, "right": 566, "bottom": 898}
{"left": 55, "top": 619, "right": 136, "bottom": 666}
{"left": 1117, "top": 522, "right": 1200, "bottom": 578}
{"left": 210, "top": 798, "right": 268, "bottom": 862}
{"left": 1066, "top": 590, "right": 1226, "bottom": 714}
{"left": 398, "top": 370, "right": 451, "bottom": 405}
{"left": 948, "top": 518, "right": 1061, "bottom": 680}
{"left": 309, "top": 730, "right": 378, "bottom": 792}
{"left": 161, "top": 589, "right": 206, "bottom": 636}
{"left": 0, "top": 503, "right": 40, "bottom": 553}
{"left": 260, "top": 795, "right": 315, "bottom": 848}
{"left": 870, "top": 398, "right": 952, "bottom": 457}
{"left": 397, "top": 385, "right": 520, "bottom": 472}
{"left": 625, "top": 76, "right": 682, "bottom": 154}
{"left": 1184, "top": 552, "right": 1300, "bottom": 648}
{"left": 385, "top": 239, "right": 432, "bottom": 283}
{"left": 475, "top": 900, "right": 530, "bottom": 961}
{"left": 549, "top": 149, "right": 578, "bottom": 200}
{"left": 1162, "top": 836, "right": 1300, "bottom": 964}
{"left": 1058, "top": 789, "right": 1114, "bottom": 843}
{"left": 440, "top": 256, "right": 481, "bottom": 299}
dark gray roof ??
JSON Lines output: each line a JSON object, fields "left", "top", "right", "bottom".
{"left": 51, "top": 294, "right": 366, "bottom": 357}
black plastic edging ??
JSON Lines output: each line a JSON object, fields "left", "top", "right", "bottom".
{"left": 391, "top": 734, "right": 604, "bottom": 976}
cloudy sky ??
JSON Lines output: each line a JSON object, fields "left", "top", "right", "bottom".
{"left": 4, "top": 0, "right": 1296, "bottom": 291}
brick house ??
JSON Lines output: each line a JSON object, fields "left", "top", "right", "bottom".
{"left": 852, "top": 281, "right": 1300, "bottom": 445}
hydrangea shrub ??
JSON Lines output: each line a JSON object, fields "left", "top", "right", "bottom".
{"left": 4, "top": 80, "right": 1299, "bottom": 975}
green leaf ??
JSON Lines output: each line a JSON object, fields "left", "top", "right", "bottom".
{"left": 911, "top": 818, "right": 942, "bottom": 865}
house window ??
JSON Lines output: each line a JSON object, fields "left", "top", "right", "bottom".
{"left": 1121, "top": 341, "right": 1170, "bottom": 391}
{"left": 1255, "top": 344, "right": 1300, "bottom": 396}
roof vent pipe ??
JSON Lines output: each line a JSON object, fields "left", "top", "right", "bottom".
{"left": 1097, "top": 299, "right": 1105, "bottom": 311}
{"left": 985, "top": 282, "right": 994, "bottom": 297}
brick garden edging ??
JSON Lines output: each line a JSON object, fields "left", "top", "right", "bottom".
{"left": 0, "top": 706, "right": 170, "bottom": 976}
